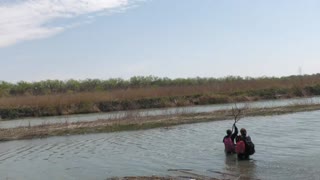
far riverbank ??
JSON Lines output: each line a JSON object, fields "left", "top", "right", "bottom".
{"left": 1, "top": 103, "right": 320, "bottom": 141}
{"left": 2, "top": 74, "right": 320, "bottom": 120}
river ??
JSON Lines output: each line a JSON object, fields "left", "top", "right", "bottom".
{"left": 1, "top": 96, "right": 320, "bottom": 129}
{"left": 0, "top": 109, "right": 320, "bottom": 179}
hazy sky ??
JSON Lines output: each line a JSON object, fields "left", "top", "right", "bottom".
{"left": 0, "top": 0, "right": 320, "bottom": 82}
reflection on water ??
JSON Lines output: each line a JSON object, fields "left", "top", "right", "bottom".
{"left": 223, "top": 156, "right": 257, "bottom": 179}
{"left": 1, "top": 96, "right": 320, "bottom": 128}
{"left": 1, "top": 110, "right": 320, "bottom": 179}
{"left": 206, "top": 154, "right": 258, "bottom": 179}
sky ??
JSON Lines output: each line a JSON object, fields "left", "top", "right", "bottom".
{"left": 0, "top": 0, "right": 320, "bottom": 82}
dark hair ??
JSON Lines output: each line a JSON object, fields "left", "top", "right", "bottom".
{"left": 226, "top": 129, "right": 232, "bottom": 135}
{"left": 240, "top": 128, "right": 247, "bottom": 136}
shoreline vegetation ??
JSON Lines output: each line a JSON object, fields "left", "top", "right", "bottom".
{"left": 1, "top": 103, "right": 320, "bottom": 141}
{"left": 1, "top": 74, "right": 320, "bottom": 120}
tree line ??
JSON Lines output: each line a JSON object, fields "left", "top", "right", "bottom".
{"left": 1, "top": 74, "right": 320, "bottom": 97}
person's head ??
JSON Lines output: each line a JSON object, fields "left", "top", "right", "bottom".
{"left": 226, "top": 129, "right": 232, "bottom": 136}
{"left": 240, "top": 128, "right": 247, "bottom": 136}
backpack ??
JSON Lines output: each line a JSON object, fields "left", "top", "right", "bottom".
{"left": 223, "top": 137, "right": 235, "bottom": 153}
{"left": 244, "top": 138, "right": 255, "bottom": 155}
{"left": 236, "top": 140, "right": 246, "bottom": 154}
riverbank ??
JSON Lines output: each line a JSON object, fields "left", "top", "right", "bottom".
{"left": 1, "top": 103, "right": 320, "bottom": 141}
{"left": 0, "top": 93, "right": 318, "bottom": 120}
{"left": 2, "top": 75, "right": 320, "bottom": 120}
{"left": 1, "top": 82, "right": 320, "bottom": 120}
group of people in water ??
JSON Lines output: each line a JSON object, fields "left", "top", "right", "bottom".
{"left": 223, "top": 124, "right": 255, "bottom": 159}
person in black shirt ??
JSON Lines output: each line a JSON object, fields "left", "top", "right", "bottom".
{"left": 236, "top": 128, "right": 255, "bottom": 159}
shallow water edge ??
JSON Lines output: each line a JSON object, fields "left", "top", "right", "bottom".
{"left": 1, "top": 103, "right": 320, "bottom": 141}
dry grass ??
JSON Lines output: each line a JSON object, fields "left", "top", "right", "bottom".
{"left": 1, "top": 74, "right": 320, "bottom": 109}
{"left": 0, "top": 86, "right": 212, "bottom": 108}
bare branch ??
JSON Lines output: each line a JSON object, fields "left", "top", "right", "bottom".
{"left": 230, "top": 103, "right": 249, "bottom": 125}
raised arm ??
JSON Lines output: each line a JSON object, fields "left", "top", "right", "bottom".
{"left": 231, "top": 124, "right": 238, "bottom": 140}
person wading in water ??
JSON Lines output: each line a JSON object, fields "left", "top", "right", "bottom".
{"left": 235, "top": 128, "right": 255, "bottom": 159}
{"left": 223, "top": 123, "right": 238, "bottom": 154}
